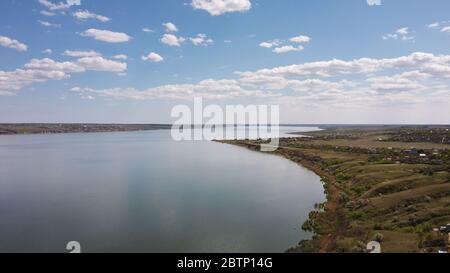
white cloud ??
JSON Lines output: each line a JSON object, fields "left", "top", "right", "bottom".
{"left": 239, "top": 74, "right": 345, "bottom": 93}
{"left": 368, "top": 73, "right": 426, "bottom": 92}
{"left": 76, "top": 56, "right": 127, "bottom": 72}
{"left": 0, "top": 69, "right": 68, "bottom": 95}
{"left": 0, "top": 58, "right": 82, "bottom": 95}
{"left": 40, "top": 10, "right": 56, "bottom": 16}
{"left": 383, "top": 33, "right": 398, "bottom": 40}
{"left": 259, "top": 42, "right": 272, "bottom": 48}
{"left": 66, "top": 0, "right": 81, "bottom": 7}
{"left": 383, "top": 27, "right": 414, "bottom": 41}
{"left": 366, "top": 0, "right": 381, "bottom": 6}
{"left": 260, "top": 36, "right": 311, "bottom": 54}
{"left": 38, "top": 20, "right": 61, "bottom": 28}
{"left": 113, "top": 54, "right": 128, "bottom": 60}
{"left": 272, "top": 45, "right": 304, "bottom": 54}
{"left": 259, "top": 40, "right": 281, "bottom": 48}
{"left": 24, "top": 58, "right": 83, "bottom": 72}
{"left": 289, "top": 79, "right": 345, "bottom": 93}
{"left": 190, "top": 34, "right": 213, "bottom": 46}
{"left": 81, "top": 29, "right": 131, "bottom": 43}
{"left": 63, "top": 50, "right": 101, "bottom": 58}
{"left": 38, "top": 0, "right": 81, "bottom": 11}
{"left": 5, "top": 51, "right": 450, "bottom": 120}
{"left": 161, "top": 34, "right": 185, "bottom": 47}
{"left": 163, "top": 22, "right": 178, "bottom": 32}
{"left": 0, "top": 36, "right": 28, "bottom": 52}
{"left": 0, "top": 56, "right": 126, "bottom": 95}
{"left": 63, "top": 52, "right": 450, "bottom": 114}
{"left": 71, "top": 79, "right": 277, "bottom": 101}
{"left": 237, "top": 52, "right": 450, "bottom": 78}
{"left": 142, "top": 28, "right": 154, "bottom": 33}
{"left": 73, "top": 10, "right": 111, "bottom": 22}
{"left": 428, "top": 22, "right": 440, "bottom": 29}
{"left": 42, "top": 49, "right": 53, "bottom": 54}
{"left": 25, "top": 56, "right": 125, "bottom": 74}
{"left": 232, "top": 52, "right": 450, "bottom": 106}
{"left": 142, "top": 52, "right": 164, "bottom": 62}
{"left": 422, "top": 63, "right": 450, "bottom": 78}
{"left": 191, "top": 0, "right": 251, "bottom": 16}
{"left": 441, "top": 26, "right": 450, "bottom": 33}
{"left": 289, "top": 35, "right": 311, "bottom": 43}
{"left": 396, "top": 27, "right": 409, "bottom": 35}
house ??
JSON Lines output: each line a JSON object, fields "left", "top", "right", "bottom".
{"left": 439, "top": 224, "right": 450, "bottom": 233}
{"left": 404, "top": 149, "right": 418, "bottom": 156}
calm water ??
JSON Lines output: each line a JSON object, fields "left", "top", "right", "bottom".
{"left": 0, "top": 127, "right": 325, "bottom": 253}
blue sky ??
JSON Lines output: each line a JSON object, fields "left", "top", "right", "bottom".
{"left": 1, "top": 0, "right": 450, "bottom": 124}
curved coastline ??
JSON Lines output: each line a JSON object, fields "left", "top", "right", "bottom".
{"left": 219, "top": 125, "right": 450, "bottom": 253}
{"left": 216, "top": 138, "right": 337, "bottom": 253}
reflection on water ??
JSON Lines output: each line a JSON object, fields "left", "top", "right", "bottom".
{"left": 0, "top": 127, "right": 325, "bottom": 253}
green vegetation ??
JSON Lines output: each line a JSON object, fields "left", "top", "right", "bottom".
{"left": 220, "top": 126, "right": 450, "bottom": 253}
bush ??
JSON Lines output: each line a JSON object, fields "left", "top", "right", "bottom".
{"left": 373, "top": 232, "right": 384, "bottom": 243}
{"left": 302, "top": 219, "right": 314, "bottom": 232}
{"left": 420, "top": 233, "right": 447, "bottom": 248}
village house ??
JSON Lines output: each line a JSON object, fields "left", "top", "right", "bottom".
{"left": 404, "top": 148, "right": 419, "bottom": 156}
{"left": 439, "top": 224, "right": 450, "bottom": 233}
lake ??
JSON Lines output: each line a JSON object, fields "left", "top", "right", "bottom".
{"left": 0, "top": 127, "right": 325, "bottom": 253}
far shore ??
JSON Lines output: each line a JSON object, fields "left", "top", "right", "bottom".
{"left": 3, "top": 123, "right": 449, "bottom": 136}
{"left": 0, "top": 124, "right": 172, "bottom": 135}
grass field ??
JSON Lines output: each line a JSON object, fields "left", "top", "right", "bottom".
{"left": 220, "top": 126, "right": 450, "bottom": 253}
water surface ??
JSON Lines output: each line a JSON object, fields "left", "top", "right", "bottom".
{"left": 0, "top": 128, "right": 325, "bottom": 253}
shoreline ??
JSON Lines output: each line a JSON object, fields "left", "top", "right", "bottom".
{"left": 217, "top": 139, "right": 342, "bottom": 253}
{"left": 219, "top": 128, "right": 450, "bottom": 253}
{"left": 0, "top": 124, "right": 318, "bottom": 136}
{"left": 0, "top": 124, "right": 172, "bottom": 135}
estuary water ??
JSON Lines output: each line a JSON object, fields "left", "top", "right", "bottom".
{"left": 0, "top": 127, "right": 325, "bottom": 253}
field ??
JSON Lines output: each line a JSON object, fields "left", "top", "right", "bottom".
{"left": 220, "top": 126, "right": 450, "bottom": 253}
